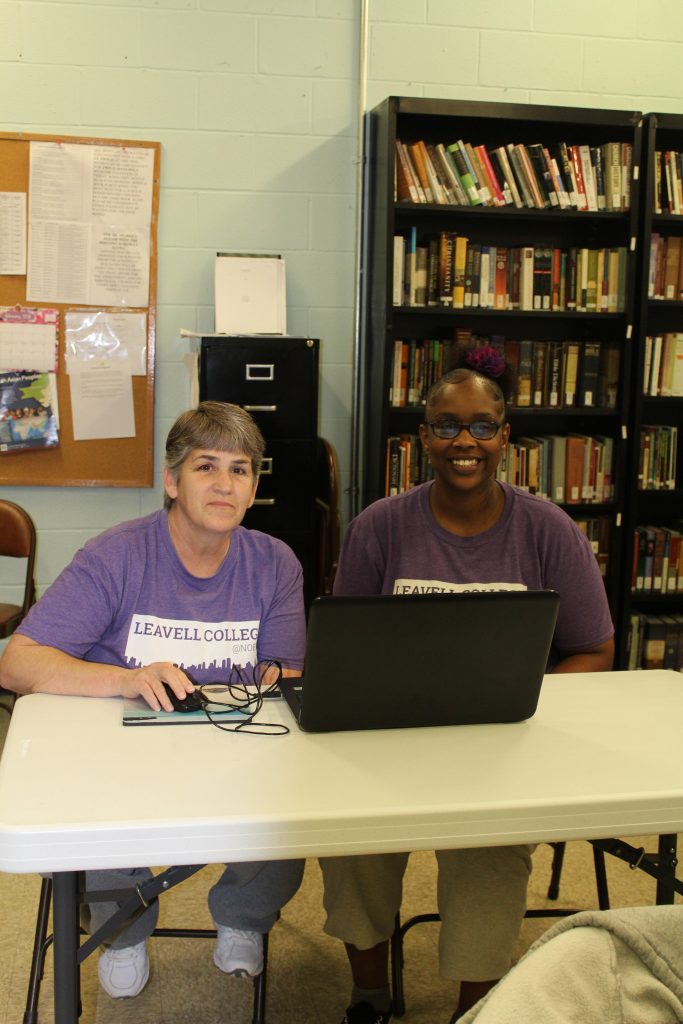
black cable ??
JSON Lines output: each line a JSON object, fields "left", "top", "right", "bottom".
{"left": 195, "top": 660, "right": 289, "bottom": 736}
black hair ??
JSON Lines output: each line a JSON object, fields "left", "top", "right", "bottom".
{"left": 425, "top": 345, "right": 516, "bottom": 418}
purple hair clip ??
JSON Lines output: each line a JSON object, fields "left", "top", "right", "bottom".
{"left": 465, "top": 346, "right": 506, "bottom": 379}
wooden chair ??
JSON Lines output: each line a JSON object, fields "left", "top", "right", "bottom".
{"left": 0, "top": 499, "right": 37, "bottom": 714}
{"left": 314, "top": 437, "right": 341, "bottom": 596}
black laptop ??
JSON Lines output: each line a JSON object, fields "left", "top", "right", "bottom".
{"left": 279, "top": 590, "right": 560, "bottom": 732}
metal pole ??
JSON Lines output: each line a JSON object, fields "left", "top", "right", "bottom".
{"left": 349, "top": 0, "right": 370, "bottom": 521}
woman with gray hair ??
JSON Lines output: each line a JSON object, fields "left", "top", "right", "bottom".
{"left": 0, "top": 401, "right": 306, "bottom": 1000}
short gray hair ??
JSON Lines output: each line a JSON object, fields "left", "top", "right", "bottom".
{"left": 164, "top": 401, "right": 265, "bottom": 509}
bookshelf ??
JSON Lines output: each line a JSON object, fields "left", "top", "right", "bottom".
{"left": 623, "top": 113, "right": 683, "bottom": 670}
{"left": 362, "top": 96, "right": 644, "bottom": 663}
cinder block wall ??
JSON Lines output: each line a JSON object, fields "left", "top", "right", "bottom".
{"left": 1, "top": 0, "right": 682, "bottom": 601}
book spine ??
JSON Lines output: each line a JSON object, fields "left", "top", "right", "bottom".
{"left": 434, "top": 143, "right": 468, "bottom": 205}
{"left": 437, "top": 231, "right": 455, "bottom": 306}
{"left": 570, "top": 145, "right": 589, "bottom": 211}
{"left": 476, "top": 144, "right": 505, "bottom": 206}
{"left": 516, "top": 144, "right": 546, "bottom": 209}
{"left": 419, "top": 141, "right": 447, "bottom": 204}
{"left": 392, "top": 235, "right": 405, "bottom": 306}
{"left": 507, "top": 144, "right": 535, "bottom": 208}
{"left": 528, "top": 143, "right": 556, "bottom": 207}
{"left": 579, "top": 144, "right": 599, "bottom": 210}
{"left": 407, "top": 143, "right": 434, "bottom": 203}
{"left": 395, "top": 141, "right": 420, "bottom": 203}
{"left": 494, "top": 146, "right": 523, "bottom": 207}
{"left": 452, "top": 235, "right": 469, "bottom": 309}
{"left": 592, "top": 145, "right": 606, "bottom": 210}
{"left": 426, "top": 237, "right": 440, "bottom": 306}
{"left": 559, "top": 141, "right": 579, "bottom": 208}
{"left": 464, "top": 142, "right": 491, "bottom": 204}
{"left": 447, "top": 142, "right": 481, "bottom": 205}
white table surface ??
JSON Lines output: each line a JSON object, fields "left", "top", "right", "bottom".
{"left": 1, "top": 669, "right": 682, "bottom": 874}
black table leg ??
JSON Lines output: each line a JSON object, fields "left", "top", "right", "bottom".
{"left": 52, "top": 872, "right": 79, "bottom": 1024}
{"left": 655, "top": 834, "right": 678, "bottom": 905}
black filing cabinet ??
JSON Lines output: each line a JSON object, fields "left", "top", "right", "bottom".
{"left": 199, "top": 335, "right": 320, "bottom": 605}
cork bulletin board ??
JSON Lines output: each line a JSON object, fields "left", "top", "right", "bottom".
{"left": 0, "top": 131, "right": 160, "bottom": 487}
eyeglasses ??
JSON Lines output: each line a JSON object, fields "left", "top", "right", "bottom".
{"left": 427, "top": 420, "right": 503, "bottom": 441}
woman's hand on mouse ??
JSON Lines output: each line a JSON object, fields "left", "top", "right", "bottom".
{"left": 120, "top": 662, "right": 195, "bottom": 711}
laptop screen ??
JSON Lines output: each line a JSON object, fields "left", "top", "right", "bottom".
{"left": 280, "top": 590, "right": 560, "bottom": 732}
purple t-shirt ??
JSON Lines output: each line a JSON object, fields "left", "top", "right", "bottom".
{"left": 333, "top": 481, "right": 613, "bottom": 668}
{"left": 18, "top": 510, "right": 306, "bottom": 682}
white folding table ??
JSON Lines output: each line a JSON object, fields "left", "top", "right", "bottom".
{"left": 1, "top": 669, "right": 682, "bottom": 1023}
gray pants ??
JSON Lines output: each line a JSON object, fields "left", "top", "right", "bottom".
{"left": 84, "top": 859, "right": 305, "bottom": 949}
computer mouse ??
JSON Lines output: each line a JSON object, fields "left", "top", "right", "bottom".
{"left": 162, "top": 681, "right": 205, "bottom": 713}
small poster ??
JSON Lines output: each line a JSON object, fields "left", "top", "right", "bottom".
{"left": 0, "top": 370, "right": 58, "bottom": 452}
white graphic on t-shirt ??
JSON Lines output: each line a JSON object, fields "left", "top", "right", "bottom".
{"left": 125, "top": 614, "right": 259, "bottom": 673}
{"left": 393, "top": 579, "right": 527, "bottom": 595}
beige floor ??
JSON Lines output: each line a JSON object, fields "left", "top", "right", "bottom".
{"left": 0, "top": 694, "right": 679, "bottom": 1024}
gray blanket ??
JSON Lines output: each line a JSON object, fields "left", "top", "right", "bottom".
{"left": 459, "top": 905, "right": 683, "bottom": 1023}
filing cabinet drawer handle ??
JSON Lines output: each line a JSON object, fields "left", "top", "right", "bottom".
{"left": 253, "top": 498, "right": 276, "bottom": 506}
{"left": 246, "top": 364, "right": 275, "bottom": 381}
{"left": 243, "top": 404, "right": 277, "bottom": 413}
{"left": 260, "top": 457, "right": 273, "bottom": 475}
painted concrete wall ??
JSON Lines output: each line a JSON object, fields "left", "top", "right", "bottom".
{"left": 2, "top": 0, "right": 683, "bottom": 603}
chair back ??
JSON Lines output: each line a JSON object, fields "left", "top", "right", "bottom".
{"left": 0, "top": 499, "right": 37, "bottom": 638}
{"left": 314, "top": 438, "right": 341, "bottom": 596}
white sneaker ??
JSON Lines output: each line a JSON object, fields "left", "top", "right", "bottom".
{"left": 98, "top": 941, "right": 150, "bottom": 998}
{"left": 213, "top": 925, "right": 263, "bottom": 977}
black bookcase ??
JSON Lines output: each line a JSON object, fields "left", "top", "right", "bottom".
{"left": 361, "top": 97, "right": 644, "bottom": 663}
{"left": 623, "top": 113, "right": 683, "bottom": 668}
{"left": 199, "top": 335, "right": 320, "bottom": 607}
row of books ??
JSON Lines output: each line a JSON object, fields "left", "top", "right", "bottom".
{"left": 394, "top": 232, "right": 628, "bottom": 313}
{"left": 648, "top": 235, "right": 683, "bottom": 300}
{"left": 389, "top": 339, "right": 449, "bottom": 407}
{"left": 385, "top": 434, "right": 432, "bottom": 496}
{"left": 395, "top": 138, "right": 632, "bottom": 212}
{"left": 626, "top": 613, "right": 683, "bottom": 671}
{"left": 384, "top": 431, "right": 615, "bottom": 506}
{"left": 574, "top": 516, "right": 612, "bottom": 578}
{"left": 653, "top": 149, "right": 683, "bottom": 215}
{"left": 504, "top": 338, "right": 620, "bottom": 410}
{"left": 496, "top": 433, "right": 615, "bottom": 505}
{"left": 631, "top": 524, "right": 683, "bottom": 595}
{"left": 389, "top": 336, "right": 620, "bottom": 411}
{"left": 642, "top": 334, "right": 683, "bottom": 396}
{"left": 638, "top": 425, "right": 678, "bottom": 490}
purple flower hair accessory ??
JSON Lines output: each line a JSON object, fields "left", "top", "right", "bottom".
{"left": 465, "top": 346, "right": 506, "bottom": 379}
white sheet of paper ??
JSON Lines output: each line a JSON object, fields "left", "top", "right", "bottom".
{"left": 185, "top": 351, "right": 200, "bottom": 408}
{"left": 27, "top": 219, "right": 90, "bottom": 304}
{"left": 69, "top": 360, "right": 135, "bottom": 440}
{"left": 27, "top": 142, "right": 154, "bottom": 306}
{"left": 214, "top": 255, "right": 286, "bottom": 334}
{"left": 89, "top": 223, "right": 150, "bottom": 308}
{"left": 0, "top": 322, "right": 58, "bottom": 372}
{"left": 65, "top": 310, "right": 147, "bottom": 375}
{"left": 0, "top": 192, "right": 27, "bottom": 274}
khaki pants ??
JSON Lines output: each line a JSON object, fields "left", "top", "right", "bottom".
{"left": 321, "top": 845, "right": 534, "bottom": 982}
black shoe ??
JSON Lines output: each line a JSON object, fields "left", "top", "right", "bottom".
{"left": 341, "top": 1001, "right": 392, "bottom": 1024}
